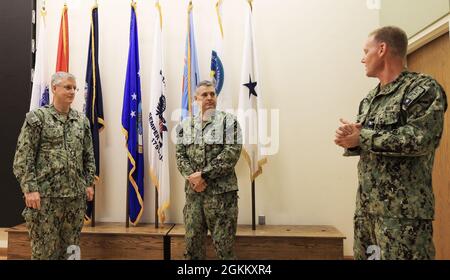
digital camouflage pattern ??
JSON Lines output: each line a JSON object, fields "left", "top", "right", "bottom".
{"left": 22, "top": 196, "right": 86, "bottom": 260}
{"left": 183, "top": 191, "right": 238, "bottom": 260}
{"left": 354, "top": 214, "right": 435, "bottom": 260}
{"left": 176, "top": 110, "right": 242, "bottom": 260}
{"left": 13, "top": 104, "right": 96, "bottom": 260}
{"left": 345, "top": 71, "right": 447, "bottom": 260}
{"left": 176, "top": 111, "right": 242, "bottom": 195}
{"left": 13, "top": 104, "right": 96, "bottom": 197}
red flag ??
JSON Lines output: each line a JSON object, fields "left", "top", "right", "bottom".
{"left": 56, "top": 4, "right": 69, "bottom": 72}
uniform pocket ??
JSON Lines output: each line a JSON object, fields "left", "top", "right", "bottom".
{"left": 205, "top": 144, "right": 223, "bottom": 159}
{"left": 42, "top": 126, "right": 64, "bottom": 144}
{"left": 357, "top": 113, "right": 367, "bottom": 124}
{"left": 22, "top": 207, "right": 40, "bottom": 224}
{"left": 72, "top": 127, "right": 84, "bottom": 141}
{"left": 375, "top": 110, "right": 399, "bottom": 130}
{"left": 35, "top": 150, "right": 66, "bottom": 183}
{"left": 204, "top": 125, "right": 224, "bottom": 145}
{"left": 204, "top": 191, "right": 237, "bottom": 210}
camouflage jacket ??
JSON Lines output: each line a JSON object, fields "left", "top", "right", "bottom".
{"left": 13, "top": 105, "right": 96, "bottom": 197}
{"left": 176, "top": 111, "right": 242, "bottom": 195}
{"left": 345, "top": 71, "right": 447, "bottom": 219}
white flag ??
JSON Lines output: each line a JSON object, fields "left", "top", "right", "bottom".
{"left": 238, "top": 0, "right": 267, "bottom": 181}
{"left": 30, "top": 8, "right": 49, "bottom": 111}
{"left": 210, "top": 0, "right": 231, "bottom": 111}
{"left": 148, "top": 1, "right": 170, "bottom": 223}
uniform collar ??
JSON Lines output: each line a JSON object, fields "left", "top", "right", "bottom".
{"left": 49, "top": 104, "right": 77, "bottom": 122}
{"left": 376, "top": 70, "right": 409, "bottom": 96}
{"left": 193, "top": 110, "right": 218, "bottom": 130}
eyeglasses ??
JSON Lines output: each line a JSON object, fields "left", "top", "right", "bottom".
{"left": 57, "top": 85, "right": 79, "bottom": 93}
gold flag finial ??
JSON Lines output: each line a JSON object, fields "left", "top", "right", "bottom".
{"left": 155, "top": 1, "right": 163, "bottom": 30}
{"left": 216, "top": 0, "right": 224, "bottom": 38}
{"left": 41, "top": 0, "right": 47, "bottom": 17}
{"left": 248, "top": 0, "right": 253, "bottom": 11}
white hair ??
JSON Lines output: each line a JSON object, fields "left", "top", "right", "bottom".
{"left": 51, "top": 72, "right": 76, "bottom": 87}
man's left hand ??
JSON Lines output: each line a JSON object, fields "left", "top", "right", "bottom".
{"left": 86, "top": 186, "right": 95, "bottom": 201}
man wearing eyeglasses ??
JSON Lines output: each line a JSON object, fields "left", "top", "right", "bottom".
{"left": 13, "top": 72, "right": 96, "bottom": 260}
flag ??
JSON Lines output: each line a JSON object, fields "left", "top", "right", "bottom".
{"left": 237, "top": 0, "right": 267, "bottom": 181}
{"left": 210, "top": 0, "right": 231, "bottom": 111}
{"left": 181, "top": 1, "right": 200, "bottom": 120}
{"left": 55, "top": 4, "right": 69, "bottom": 72}
{"left": 30, "top": 7, "right": 49, "bottom": 111}
{"left": 84, "top": 4, "right": 104, "bottom": 224}
{"left": 148, "top": 1, "right": 170, "bottom": 224}
{"left": 122, "top": 3, "right": 144, "bottom": 226}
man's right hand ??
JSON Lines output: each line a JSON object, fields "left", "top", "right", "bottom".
{"left": 188, "top": 177, "right": 207, "bottom": 193}
{"left": 336, "top": 118, "right": 356, "bottom": 138}
{"left": 192, "top": 179, "right": 207, "bottom": 193}
{"left": 334, "top": 119, "right": 362, "bottom": 147}
{"left": 187, "top": 172, "right": 203, "bottom": 186}
{"left": 25, "top": 192, "right": 41, "bottom": 209}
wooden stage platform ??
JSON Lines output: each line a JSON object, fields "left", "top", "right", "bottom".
{"left": 6, "top": 223, "right": 345, "bottom": 260}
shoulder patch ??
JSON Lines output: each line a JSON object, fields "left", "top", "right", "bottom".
{"left": 176, "top": 123, "right": 184, "bottom": 137}
{"left": 25, "top": 111, "right": 42, "bottom": 127}
{"left": 402, "top": 85, "right": 430, "bottom": 110}
{"left": 223, "top": 112, "right": 237, "bottom": 127}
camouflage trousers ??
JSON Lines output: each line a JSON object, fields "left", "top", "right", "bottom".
{"left": 353, "top": 213, "right": 435, "bottom": 260}
{"left": 22, "top": 196, "right": 86, "bottom": 260}
{"left": 183, "top": 191, "right": 238, "bottom": 260}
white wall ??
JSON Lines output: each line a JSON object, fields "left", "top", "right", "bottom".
{"left": 380, "top": 0, "right": 449, "bottom": 38}
{"left": 38, "top": 0, "right": 379, "bottom": 257}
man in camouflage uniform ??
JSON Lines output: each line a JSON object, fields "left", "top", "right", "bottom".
{"left": 176, "top": 80, "right": 242, "bottom": 260}
{"left": 13, "top": 72, "right": 96, "bottom": 260}
{"left": 335, "top": 26, "right": 447, "bottom": 260}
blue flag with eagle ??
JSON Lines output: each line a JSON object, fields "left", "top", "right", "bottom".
{"left": 210, "top": 0, "right": 231, "bottom": 111}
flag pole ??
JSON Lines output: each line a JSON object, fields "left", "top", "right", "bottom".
{"left": 32, "top": 0, "right": 36, "bottom": 91}
{"left": 91, "top": 185, "right": 96, "bottom": 227}
{"left": 155, "top": 187, "right": 159, "bottom": 228}
{"left": 126, "top": 178, "right": 130, "bottom": 228}
{"left": 252, "top": 180, "right": 256, "bottom": 230}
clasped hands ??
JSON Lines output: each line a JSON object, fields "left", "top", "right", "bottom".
{"left": 187, "top": 172, "right": 207, "bottom": 193}
{"left": 334, "top": 118, "right": 362, "bottom": 149}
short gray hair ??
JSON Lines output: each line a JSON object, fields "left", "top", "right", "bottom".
{"left": 196, "top": 80, "right": 216, "bottom": 92}
{"left": 51, "top": 72, "right": 76, "bottom": 87}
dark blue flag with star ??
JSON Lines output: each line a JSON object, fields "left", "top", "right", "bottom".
{"left": 121, "top": 3, "right": 144, "bottom": 225}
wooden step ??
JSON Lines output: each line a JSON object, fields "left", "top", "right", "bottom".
{"left": 6, "top": 223, "right": 345, "bottom": 260}
{"left": 6, "top": 223, "right": 173, "bottom": 260}
{"left": 0, "top": 248, "right": 7, "bottom": 260}
{"left": 169, "top": 224, "right": 345, "bottom": 260}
